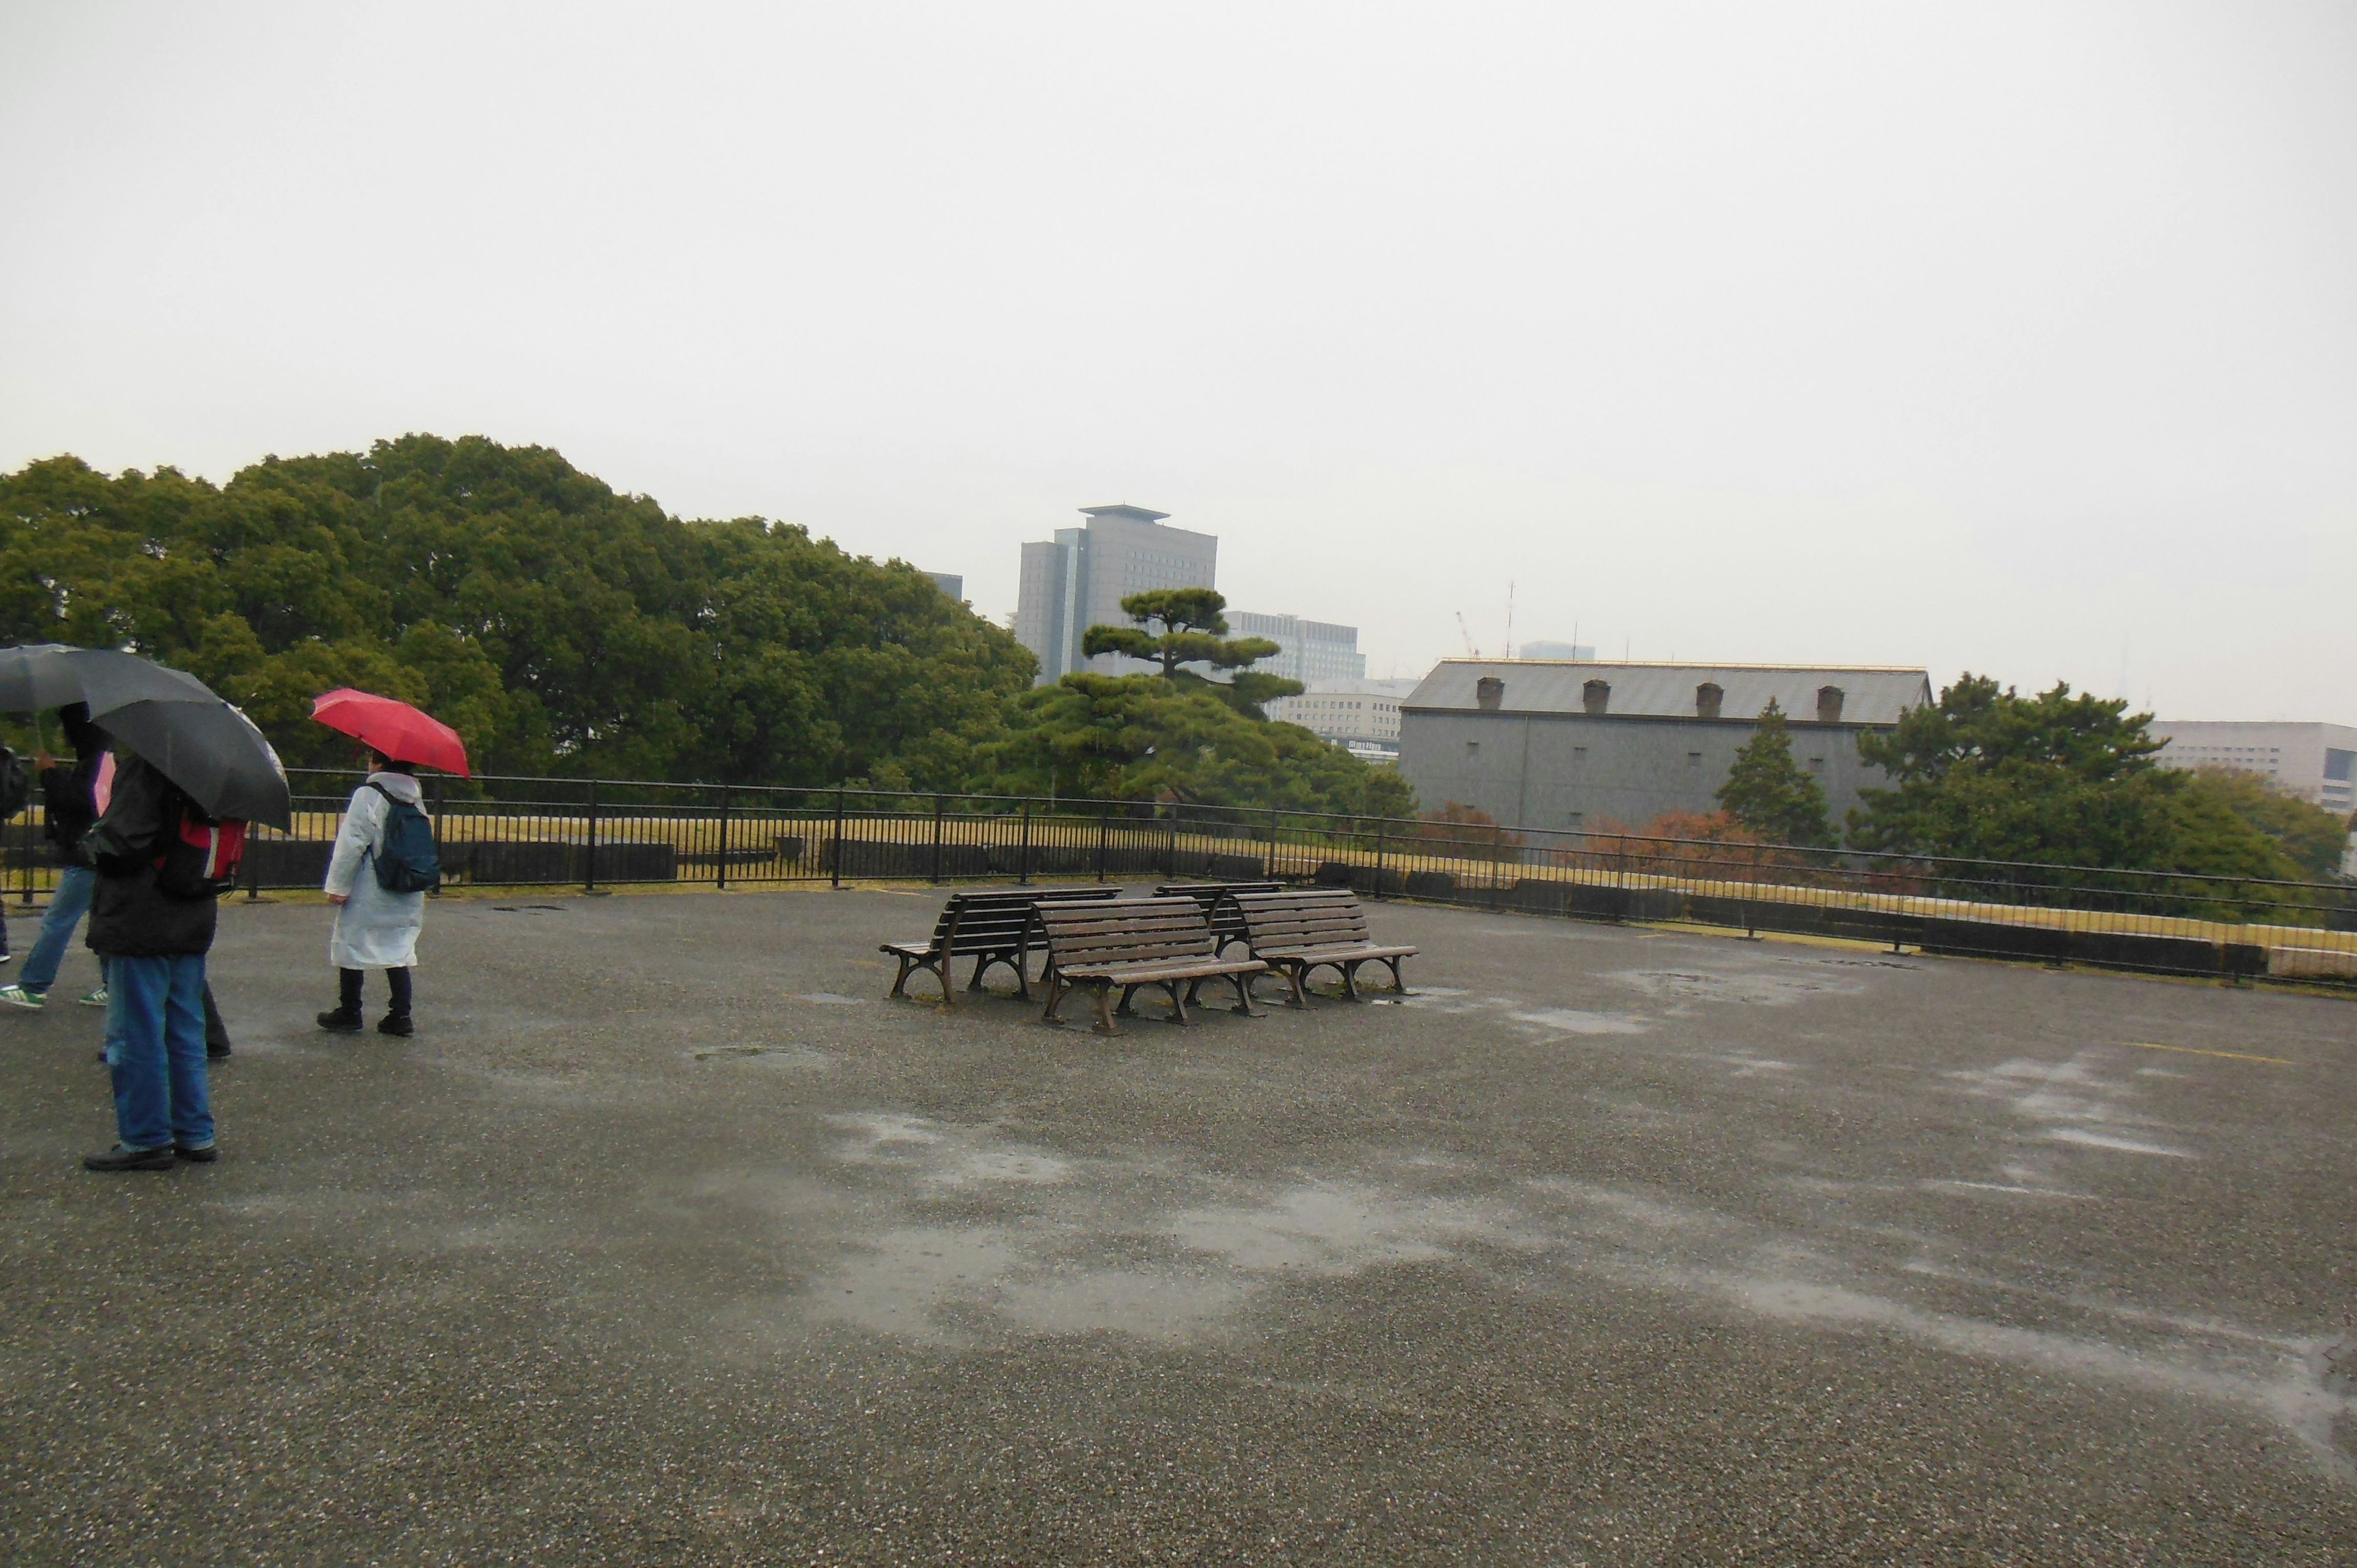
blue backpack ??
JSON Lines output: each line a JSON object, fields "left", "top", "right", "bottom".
{"left": 365, "top": 781, "right": 441, "bottom": 893}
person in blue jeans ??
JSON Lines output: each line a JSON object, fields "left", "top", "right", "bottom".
{"left": 79, "top": 751, "right": 220, "bottom": 1172}
{"left": 0, "top": 705, "right": 110, "bottom": 1013}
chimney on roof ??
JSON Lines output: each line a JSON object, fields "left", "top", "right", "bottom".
{"left": 1582, "top": 678, "right": 1611, "bottom": 716}
{"left": 1474, "top": 676, "right": 1506, "bottom": 712}
{"left": 1816, "top": 685, "right": 1845, "bottom": 725}
{"left": 1695, "top": 681, "right": 1724, "bottom": 720}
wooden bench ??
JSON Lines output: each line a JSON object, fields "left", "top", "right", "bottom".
{"left": 1154, "top": 879, "right": 1283, "bottom": 954}
{"left": 1037, "top": 897, "right": 1268, "bottom": 1034}
{"left": 881, "top": 885, "right": 1121, "bottom": 1006}
{"left": 1228, "top": 888, "right": 1417, "bottom": 1006}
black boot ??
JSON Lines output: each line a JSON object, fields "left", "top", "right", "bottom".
{"left": 379, "top": 967, "right": 413, "bottom": 1035}
{"left": 320, "top": 968, "right": 365, "bottom": 1032}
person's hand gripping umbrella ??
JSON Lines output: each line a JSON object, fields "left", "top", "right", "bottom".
{"left": 308, "top": 689, "right": 471, "bottom": 777}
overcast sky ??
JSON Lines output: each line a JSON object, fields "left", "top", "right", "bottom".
{"left": 3, "top": 2, "right": 2351, "bottom": 721}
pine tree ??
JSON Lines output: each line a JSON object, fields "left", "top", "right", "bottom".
{"left": 1078, "top": 588, "right": 1304, "bottom": 717}
{"left": 1716, "top": 699, "right": 1831, "bottom": 846}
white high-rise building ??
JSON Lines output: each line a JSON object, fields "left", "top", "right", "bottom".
{"left": 1013, "top": 505, "right": 1218, "bottom": 684}
{"left": 2150, "top": 720, "right": 2357, "bottom": 816}
{"left": 1229, "top": 612, "right": 1367, "bottom": 686}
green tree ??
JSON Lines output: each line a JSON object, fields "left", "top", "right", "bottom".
{"left": 1846, "top": 674, "right": 2294, "bottom": 879}
{"left": 1079, "top": 588, "right": 1303, "bottom": 717}
{"left": 2176, "top": 768, "right": 2350, "bottom": 881}
{"left": 981, "top": 673, "right": 1414, "bottom": 816}
{"left": 0, "top": 438, "right": 1037, "bottom": 785}
{"left": 1715, "top": 700, "right": 1832, "bottom": 846}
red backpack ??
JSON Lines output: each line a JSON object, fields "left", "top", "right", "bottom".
{"left": 155, "top": 805, "right": 247, "bottom": 898}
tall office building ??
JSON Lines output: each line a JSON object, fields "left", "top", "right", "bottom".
{"left": 1229, "top": 612, "right": 1367, "bottom": 685}
{"left": 2150, "top": 720, "right": 2357, "bottom": 815}
{"left": 1014, "top": 505, "right": 1218, "bottom": 684}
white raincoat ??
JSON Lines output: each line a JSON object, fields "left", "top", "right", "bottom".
{"left": 324, "top": 771, "right": 427, "bottom": 970}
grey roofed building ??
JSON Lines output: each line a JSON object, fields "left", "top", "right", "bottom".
{"left": 1398, "top": 660, "right": 1933, "bottom": 836}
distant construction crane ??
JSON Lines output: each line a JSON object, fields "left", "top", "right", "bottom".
{"left": 1455, "top": 612, "right": 1479, "bottom": 658}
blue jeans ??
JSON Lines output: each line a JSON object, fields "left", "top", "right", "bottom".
{"left": 104, "top": 954, "right": 213, "bottom": 1152}
{"left": 19, "top": 863, "right": 96, "bottom": 994}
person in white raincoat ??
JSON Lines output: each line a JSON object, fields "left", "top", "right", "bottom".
{"left": 317, "top": 750, "right": 425, "bottom": 1036}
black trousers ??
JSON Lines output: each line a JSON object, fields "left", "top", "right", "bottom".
{"left": 338, "top": 967, "right": 412, "bottom": 1018}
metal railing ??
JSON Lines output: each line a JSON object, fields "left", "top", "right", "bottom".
{"left": 8, "top": 768, "right": 2353, "bottom": 987}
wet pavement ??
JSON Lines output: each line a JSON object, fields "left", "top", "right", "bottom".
{"left": 2, "top": 886, "right": 2353, "bottom": 1563}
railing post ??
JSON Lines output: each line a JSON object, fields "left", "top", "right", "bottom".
{"left": 427, "top": 774, "right": 444, "bottom": 899}
{"left": 831, "top": 787, "right": 846, "bottom": 888}
{"left": 1374, "top": 814, "right": 1387, "bottom": 900}
{"left": 716, "top": 783, "right": 732, "bottom": 891}
{"left": 931, "top": 793, "right": 945, "bottom": 884}
{"left": 1269, "top": 806, "right": 1280, "bottom": 879}
{"left": 1095, "top": 810, "right": 1109, "bottom": 883}
{"left": 1166, "top": 809, "right": 1180, "bottom": 879}
{"left": 1018, "top": 804, "right": 1032, "bottom": 886}
{"left": 584, "top": 779, "right": 599, "bottom": 894}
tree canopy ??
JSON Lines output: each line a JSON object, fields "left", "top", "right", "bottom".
{"left": 1715, "top": 699, "right": 1831, "bottom": 846}
{"left": 0, "top": 436, "right": 1417, "bottom": 819}
{"left": 1846, "top": 674, "right": 2320, "bottom": 882}
{"left": 0, "top": 436, "right": 1034, "bottom": 782}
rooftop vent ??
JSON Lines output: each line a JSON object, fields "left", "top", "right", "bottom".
{"left": 1474, "top": 676, "right": 1506, "bottom": 712}
{"left": 1695, "top": 681, "right": 1724, "bottom": 720}
{"left": 1816, "top": 685, "right": 1846, "bottom": 725}
{"left": 1582, "top": 678, "right": 1611, "bottom": 716}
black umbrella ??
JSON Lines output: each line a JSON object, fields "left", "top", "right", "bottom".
{"left": 0, "top": 644, "right": 292, "bottom": 829}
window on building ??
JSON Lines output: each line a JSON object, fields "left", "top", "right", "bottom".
{"left": 2327, "top": 749, "right": 2355, "bottom": 782}
{"left": 1808, "top": 757, "right": 1826, "bottom": 771}
{"left": 1465, "top": 741, "right": 1480, "bottom": 758}
{"left": 1686, "top": 752, "right": 1701, "bottom": 767}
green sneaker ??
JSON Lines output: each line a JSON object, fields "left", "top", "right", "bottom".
{"left": 77, "top": 986, "right": 107, "bottom": 1008}
{"left": 0, "top": 984, "right": 44, "bottom": 1011}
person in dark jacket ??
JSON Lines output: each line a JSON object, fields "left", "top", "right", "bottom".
{"left": 79, "top": 751, "right": 219, "bottom": 1172}
{"left": 0, "top": 705, "right": 112, "bottom": 1013}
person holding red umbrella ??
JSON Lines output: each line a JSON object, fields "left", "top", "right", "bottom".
{"left": 308, "top": 690, "right": 465, "bottom": 1038}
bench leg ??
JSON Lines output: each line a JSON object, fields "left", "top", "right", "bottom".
{"left": 1285, "top": 962, "right": 1309, "bottom": 1009}
{"left": 1091, "top": 983, "right": 1121, "bottom": 1036}
{"left": 1041, "top": 973, "right": 1068, "bottom": 1024}
{"left": 1228, "top": 973, "right": 1260, "bottom": 1018}
{"left": 1115, "top": 984, "right": 1140, "bottom": 1018}
{"left": 888, "top": 954, "right": 918, "bottom": 1000}
{"left": 1383, "top": 957, "right": 1411, "bottom": 996}
{"left": 1164, "top": 981, "right": 1191, "bottom": 1025}
{"left": 1340, "top": 960, "right": 1364, "bottom": 1001}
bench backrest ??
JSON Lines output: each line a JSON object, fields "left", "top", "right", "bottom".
{"left": 1155, "top": 880, "right": 1283, "bottom": 940}
{"left": 1038, "top": 897, "right": 1217, "bottom": 967}
{"left": 926, "top": 885, "right": 1121, "bottom": 956}
{"left": 1229, "top": 888, "right": 1377, "bottom": 951}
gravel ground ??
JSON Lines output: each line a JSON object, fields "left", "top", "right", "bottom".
{"left": 1, "top": 885, "right": 2351, "bottom": 1564}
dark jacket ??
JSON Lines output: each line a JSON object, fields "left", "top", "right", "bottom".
{"left": 83, "top": 755, "right": 217, "bottom": 959}
{"left": 41, "top": 751, "right": 104, "bottom": 867}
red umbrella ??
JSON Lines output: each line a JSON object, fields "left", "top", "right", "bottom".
{"left": 310, "top": 688, "right": 471, "bottom": 777}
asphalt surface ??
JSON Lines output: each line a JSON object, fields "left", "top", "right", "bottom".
{"left": 1, "top": 884, "right": 2352, "bottom": 1564}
